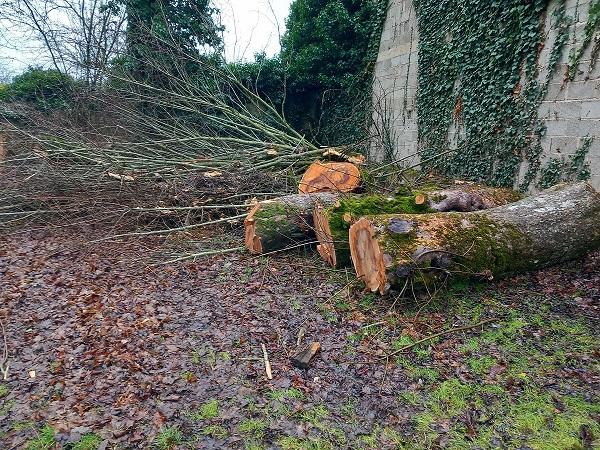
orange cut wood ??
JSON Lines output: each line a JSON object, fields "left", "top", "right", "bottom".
{"left": 298, "top": 161, "right": 361, "bottom": 194}
{"left": 244, "top": 203, "right": 262, "bottom": 254}
{"left": 0, "top": 133, "right": 6, "bottom": 161}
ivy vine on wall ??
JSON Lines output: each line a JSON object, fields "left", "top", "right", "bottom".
{"left": 538, "top": 136, "right": 593, "bottom": 188}
{"left": 412, "top": 0, "right": 595, "bottom": 189}
{"left": 568, "top": 0, "right": 600, "bottom": 79}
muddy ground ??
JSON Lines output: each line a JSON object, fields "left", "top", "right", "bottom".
{"left": 0, "top": 226, "right": 599, "bottom": 449}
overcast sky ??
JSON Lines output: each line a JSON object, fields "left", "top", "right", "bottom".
{"left": 0, "top": 0, "right": 293, "bottom": 77}
{"left": 216, "top": 0, "right": 293, "bottom": 62}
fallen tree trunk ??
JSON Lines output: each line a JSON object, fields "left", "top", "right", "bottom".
{"left": 245, "top": 193, "right": 339, "bottom": 254}
{"left": 349, "top": 182, "right": 600, "bottom": 294}
{"left": 314, "top": 186, "right": 522, "bottom": 268}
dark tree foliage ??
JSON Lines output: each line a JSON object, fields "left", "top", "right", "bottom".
{"left": 232, "top": 0, "right": 386, "bottom": 147}
{"left": 122, "top": 0, "right": 223, "bottom": 81}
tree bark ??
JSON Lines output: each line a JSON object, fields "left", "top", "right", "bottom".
{"left": 348, "top": 183, "right": 600, "bottom": 294}
{"left": 314, "top": 186, "right": 522, "bottom": 268}
{"left": 245, "top": 193, "right": 339, "bottom": 255}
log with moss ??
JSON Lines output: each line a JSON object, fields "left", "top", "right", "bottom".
{"left": 314, "top": 186, "right": 522, "bottom": 268}
{"left": 348, "top": 183, "right": 600, "bottom": 294}
{"left": 245, "top": 193, "right": 339, "bottom": 254}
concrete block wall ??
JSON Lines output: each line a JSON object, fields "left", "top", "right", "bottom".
{"left": 532, "top": 0, "right": 600, "bottom": 190}
{"left": 373, "top": 0, "right": 600, "bottom": 190}
{"left": 371, "top": 0, "right": 420, "bottom": 165}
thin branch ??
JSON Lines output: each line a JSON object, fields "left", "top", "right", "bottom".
{"left": 383, "top": 318, "right": 498, "bottom": 359}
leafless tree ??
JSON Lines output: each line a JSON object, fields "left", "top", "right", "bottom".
{"left": 0, "top": 0, "right": 126, "bottom": 87}
{"left": 0, "top": 63, "right": 12, "bottom": 82}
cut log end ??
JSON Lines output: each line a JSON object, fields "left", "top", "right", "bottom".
{"left": 415, "top": 193, "right": 427, "bottom": 205}
{"left": 244, "top": 203, "right": 263, "bottom": 254}
{"left": 349, "top": 218, "right": 387, "bottom": 294}
{"left": 313, "top": 204, "right": 337, "bottom": 267}
{"left": 298, "top": 161, "right": 361, "bottom": 194}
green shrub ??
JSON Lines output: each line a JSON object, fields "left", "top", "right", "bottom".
{"left": 4, "top": 67, "right": 75, "bottom": 109}
{"left": 0, "top": 84, "right": 8, "bottom": 101}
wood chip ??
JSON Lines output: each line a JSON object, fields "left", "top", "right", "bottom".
{"left": 348, "top": 154, "right": 366, "bottom": 165}
{"left": 291, "top": 342, "right": 321, "bottom": 369}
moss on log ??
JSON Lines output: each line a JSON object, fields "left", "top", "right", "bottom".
{"left": 349, "top": 183, "right": 600, "bottom": 294}
{"left": 314, "top": 195, "right": 433, "bottom": 267}
{"left": 245, "top": 193, "right": 339, "bottom": 255}
{"left": 314, "top": 186, "right": 521, "bottom": 268}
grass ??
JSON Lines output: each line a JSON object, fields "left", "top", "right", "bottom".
{"left": 26, "top": 425, "right": 56, "bottom": 450}
{"left": 12, "top": 421, "right": 36, "bottom": 432}
{"left": 408, "top": 366, "right": 439, "bottom": 383}
{"left": 467, "top": 354, "right": 496, "bottom": 375}
{"left": 180, "top": 370, "right": 196, "bottom": 382}
{"left": 373, "top": 281, "right": 600, "bottom": 450}
{"left": 201, "top": 424, "right": 228, "bottom": 439}
{"left": 190, "top": 346, "right": 229, "bottom": 367}
{"left": 458, "top": 338, "right": 479, "bottom": 354}
{"left": 153, "top": 426, "right": 182, "bottom": 450}
{"left": 398, "top": 391, "right": 421, "bottom": 406}
{"left": 0, "top": 398, "right": 14, "bottom": 416}
{"left": 186, "top": 399, "right": 220, "bottom": 421}
{"left": 268, "top": 387, "right": 304, "bottom": 401}
{"left": 71, "top": 433, "right": 102, "bottom": 450}
{"left": 0, "top": 384, "right": 8, "bottom": 397}
{"left": 431, "top": 379, "right": 473, "bottom": 416}
{"left": 278, "top": 436, "right": 335, "bottom": 450}
{"left": 297, "top": 404, "right": 329, "bottom": 424}
{"left": 238, "top": 418, "right": 268, "bottom": 438}
{"left": 341, "top": 398, "right": 357, "bottom": 418}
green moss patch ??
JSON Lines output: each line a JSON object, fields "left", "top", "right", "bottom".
{"left": 326, "top": 194, "right": 433, "bottom": 266}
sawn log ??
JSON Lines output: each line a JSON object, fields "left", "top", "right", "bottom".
{"left": 348, "top": 183, "right": 600, "bottom": 294}
{"left": 314, "top": 186, "right": 522, "bottom": 268}
{"left": 245, "top": 193, "right": 339, "bottom": 255}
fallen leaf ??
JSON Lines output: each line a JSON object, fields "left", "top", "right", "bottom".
{"left": 107, "top": 172, "right": 135, "bottom": 182}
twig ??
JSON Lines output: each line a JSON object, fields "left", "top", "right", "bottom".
{"left": 360, "top": 321, "right": 386, "bottom": 331}
{"left": 296, "top": 327, "right": 306, "bottom": 346}
{"left": 155, "top": 247, "right": 245, "bottom": 265}
{"left": 383, "top": 317, "right": 498, "bottom": 359}
{"left": 261, "top": 343, "right": 273, "bottom": 380}
{"left": 0, "top": 319, "right": 9, "bottom": 381}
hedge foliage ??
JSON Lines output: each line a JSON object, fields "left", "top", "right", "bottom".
{"left": 230, "top": 0, "right": 387, "bottom": 147}
{"left": 0, "top": 68, "right": 76, "bottom": 109}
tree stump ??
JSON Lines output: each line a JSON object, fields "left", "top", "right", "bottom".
{"left": 298, "top": 161, "right": 361, "bottom": 194}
